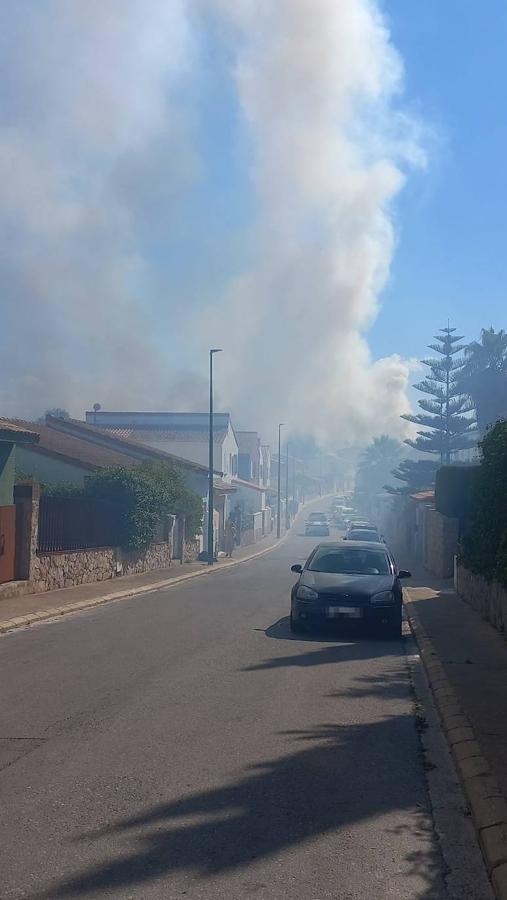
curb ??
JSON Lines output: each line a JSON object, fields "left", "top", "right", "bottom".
{"left": 404, "top": 589, "right": 507, "bottom": 898}
{"left": 0, "top": 523, "right": 295, "bottom": 636}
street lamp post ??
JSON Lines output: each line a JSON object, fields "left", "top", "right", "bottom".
{"left": 208, "top": 348, "right": 222, "bottom": 565}
{"left": 285, "top": 442, "right": 290, "bottom": 530}
{"left": 277, "top": 423, "right": 284, "bottom": 539}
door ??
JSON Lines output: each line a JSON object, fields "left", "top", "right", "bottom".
{"left": 0, "top": 505, "right": 16, "bottom": 583}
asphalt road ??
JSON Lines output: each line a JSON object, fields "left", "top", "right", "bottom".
{"left": 0, "top": 520, "right": 492, "bottom": 900}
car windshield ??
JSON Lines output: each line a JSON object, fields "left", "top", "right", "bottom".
{"left": 308, "top": 547, "right": 391, "bottom": 575}
{"left": 309, "top": 513, "right": 326, "bottom": 521}
{"left": 348, "top": 530, "right": 379, "bottom": 542}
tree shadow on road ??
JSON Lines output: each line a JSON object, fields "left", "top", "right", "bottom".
{"left": 36, "top": 712, "right": 446, "bottom": 899}
{"left": 244, "top": 616, "right": 402, "bottom": 672}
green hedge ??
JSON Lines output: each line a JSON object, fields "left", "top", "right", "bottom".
{"left": 47, "top": 461, "right": 203, "bottom": 553}
{"left": 435, "top": 465, "right": 480, "bottom": 521}
{"left": 460, "top": 420, "right": 507, "bottom": 585}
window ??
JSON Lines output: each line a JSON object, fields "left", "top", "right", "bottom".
{"left": 348, "top": 529, "right": 379, "bottom": 542}
{"left": 308, "top": 547, "right": 390, "bottom": 575}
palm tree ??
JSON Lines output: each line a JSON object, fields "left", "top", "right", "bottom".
{"left": 355, "top": 435, "right": 403, "bottom": 513}
{"left": 457, "top": 328, "right": 507, "bottom": 434}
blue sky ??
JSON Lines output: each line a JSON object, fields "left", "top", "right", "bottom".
{"left": 371, "top": 0, "right": 507, "bottom": 360}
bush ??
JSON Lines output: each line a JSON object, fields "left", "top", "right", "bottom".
{"left": 81, "top": 462, "right": 203, "bottom": 552}
{"left": 460, "top": 420, "right": 507, "bottom": 585}
{"left": 435, "top": 465, "right": 480, "bottom": 521}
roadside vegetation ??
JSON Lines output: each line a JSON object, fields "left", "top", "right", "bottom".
{"left": 45, "top": 462, "right": 203, "bottom": 552}
{"left": 460, "top": 420, "right": 507, "bottom": 587}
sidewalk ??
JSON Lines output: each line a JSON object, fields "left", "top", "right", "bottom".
{"left": 0, "top": 530, "right": 284, "bottom": 634}
{"left": 404, "top": 563, "right": 507, "bottom": 895}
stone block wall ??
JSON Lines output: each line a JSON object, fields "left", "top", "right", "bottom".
{"left": 20, "top": 487, "right": 174, "bottom": 593}
{"left": 32, "top": 542, "right": 173, "bottom": 593}
{"left": 457, "top": 564, "right": 507, "bottom": 634}
{"left": 183, "top": 539, "right": 200, "bottom": 563}
{"left": 34, "top": 548, "right": 116, "bottom": 592}
{"left": 121, "top": 542, "right": 172, "bottom": 576}
{"left": 424, "top": 508, "right": 459, "bottom": 578}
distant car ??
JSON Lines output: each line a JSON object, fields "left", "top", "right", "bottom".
{"left": 290, "top": 541, "right": 411, "bottom": 638}
{"left": 305, "top": 512, "right": 330, "bottom": 536}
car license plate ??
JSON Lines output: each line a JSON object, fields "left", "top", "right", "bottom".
{"left": 327, "top": 607, "right": 362, "bottom": 619}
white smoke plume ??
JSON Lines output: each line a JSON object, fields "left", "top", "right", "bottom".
{"left": 0, "top": 1, "right": 423, "bottom": 446}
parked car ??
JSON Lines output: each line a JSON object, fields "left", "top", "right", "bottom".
{"left": 305, "top": 512, "right": 330, "bottom": 536}
{"left": 290, "top": 540, "right": 410, "bottom": 638}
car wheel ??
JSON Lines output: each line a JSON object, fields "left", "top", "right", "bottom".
{"left": 290, "top": 613, "right": 306, "bottom": 634}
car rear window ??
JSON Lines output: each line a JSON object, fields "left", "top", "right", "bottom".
{"left": 309, "top": 513, "right": 326, "bottom": 521}
{"left": 308, "top": 547, "right": 391, "bottom": 575}
{"left": 348, "top": 529, "right": 379, "bottom": 542}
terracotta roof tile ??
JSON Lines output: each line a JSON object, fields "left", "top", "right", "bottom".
{"left": 98, "top": 426, "right": 227, "bottom": 443}
{"left": 0, "top": 420, "right": 39, "bottom": 443}
{"left": 3, "top": 418, "right": 135, "bottom": 469}
{"left": 45, "top": 417, "right": 214, "bottom": 474}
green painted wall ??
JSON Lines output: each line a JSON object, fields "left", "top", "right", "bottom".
{"left": 16, "top": 447, "right": 89, "bottom": 487}
{"left": 0, "top": 443, "right": 15, "bottom": 505}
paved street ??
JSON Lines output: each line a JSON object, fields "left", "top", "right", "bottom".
{"left": 0, "top": 526, "right": 491, "bottom": 900}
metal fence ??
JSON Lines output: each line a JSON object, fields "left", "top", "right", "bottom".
{"left": 37, "top": 496, "right": 122, "bottom": 552}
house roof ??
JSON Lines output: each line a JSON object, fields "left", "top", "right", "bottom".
{"left": 0, "top": 420, "right": 39, "bottom": 444}
{"left": 4, "top": 418, "right": 138, "bottom": 471}
{"left": 45, "top": 417, "right": 215, "bottom": 475}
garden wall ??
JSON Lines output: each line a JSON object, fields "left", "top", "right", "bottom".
{"left": 33, "top": 542, "right": 172, "bottom": 593}
{"left": 456, "top": 563, "right": 507, "bottom": 634}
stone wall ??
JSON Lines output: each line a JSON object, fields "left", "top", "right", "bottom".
{"left": 22, "top": 487, "right": 174, "bottom": 593}
{"left": 34, "top": 548, "right": 116, "bottom": 592}
{"left": 183, "top": 539, "right": 200, "bottom": 563}
{"left": 32, "top": 542, "right": 173, "bottom": 593}
{"left": 120, "top": 542, "right": 172, "bottom": 576}
{"left": 457, "top": 564, "right": 507, "bottom": 634}
{"left": 424, "top": 508, "right": 459, "bottom": 578}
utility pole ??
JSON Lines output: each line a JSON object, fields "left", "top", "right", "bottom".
{"left": 285, "top": 442, "right": 290, "bottom": 530}
{"left": 207, "top": 348, "right": 222, "bottom": 564}
{"left": 277, "top": 423, "right": 284, "bottom": 539}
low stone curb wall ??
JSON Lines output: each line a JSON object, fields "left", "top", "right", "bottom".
{"left": 457, "top": 564, "right": 507, "bottom": 635}
{"left": 404, "top": 590, "right": 507, "bottom": 899}
{"left": 32, "top": 542, "right": 172, "bottom": 593}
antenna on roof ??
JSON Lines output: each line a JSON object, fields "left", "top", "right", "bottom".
{"left": 93, "top": 403, "right": 101, "bottom": 412}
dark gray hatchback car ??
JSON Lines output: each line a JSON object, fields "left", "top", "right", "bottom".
{"left": 290, "top": 541, "right": 411, "bottom": 638}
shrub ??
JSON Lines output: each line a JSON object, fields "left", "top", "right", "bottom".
{"left": 435, "top": 465, "right": 480, "bottom": 521}
{"left": 460, "top": 420, "right": 507, "bottom": 585}
{"left": 81, "top": 462, "right": 203, "bottom": 552}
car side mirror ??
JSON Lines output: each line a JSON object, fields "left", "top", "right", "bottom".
{"left": 398, "top": 569, "right": 411, "bottom": 579}
{"left": 291, "top": 564, "right": 303, "bottom": 574}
